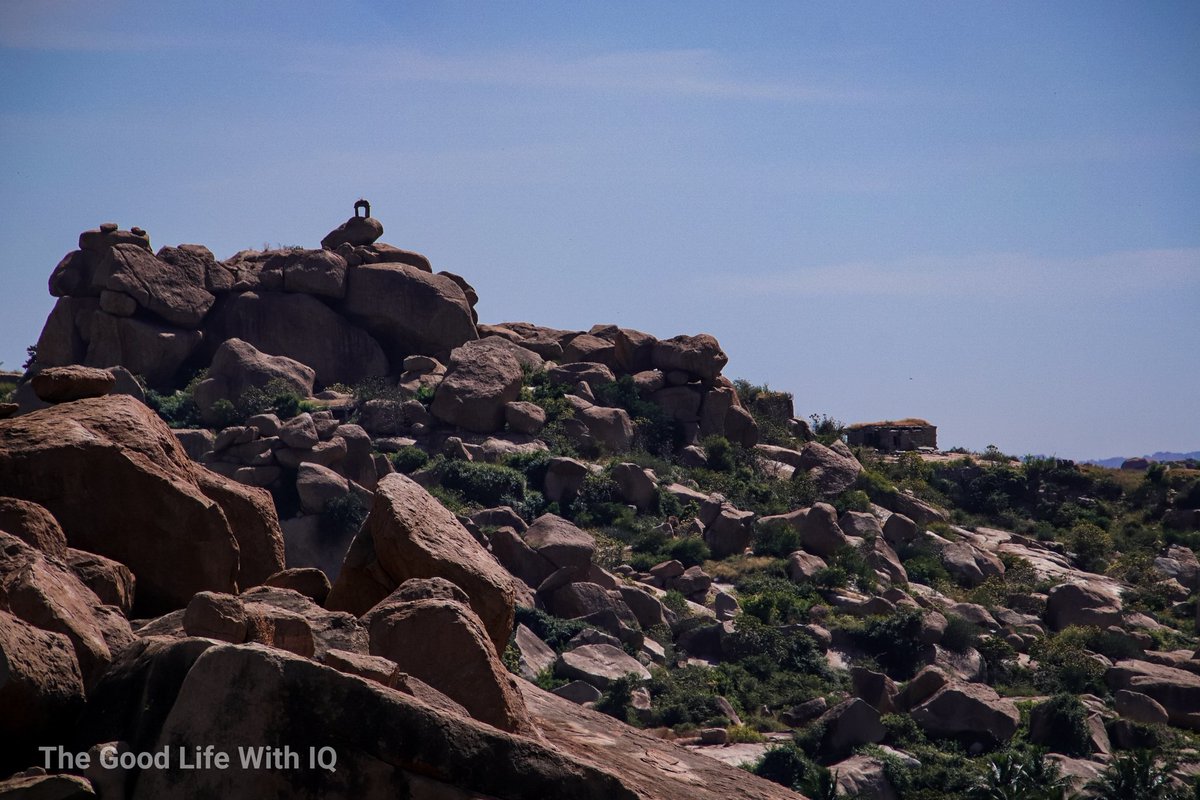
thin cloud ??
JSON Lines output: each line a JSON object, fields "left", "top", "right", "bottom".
{"left": 286, "top": 47, "right": 875, "bottom": 104}
{"left": 715, "top": 248, "right": 1200, "bottom": 299}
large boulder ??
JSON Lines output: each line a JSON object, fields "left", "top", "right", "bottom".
{"left": 1045, "top": 582, "right": 1123, "bottom": 632}
{"left": 82, "top": 310, "right": 203, "bottom": 388}
{"left": 280, "top": 248, "right": 348, "bottom": 298}
{"left": 65, "top": 548, "right": 137, "bottom": 613}
{"left": 814, "top": 698, "right": 886, "bottom": 759}
{"left": 367, "top": 596, "right": 537, "bottom": 736}
{"left": 191, "top": 469, "right": 286, "bottom": 590}
{"left": 797, "top": 503, "right": 851, "bottom": 558}
{"left": 340, "top": 262, "right": 477, "bottom": 368}
{"left": 798, "top": 441, "right": 862, "bottom": 495}
{"left": 103, "top": 243, "right": 215, "bottom": 327}
{"left": 204, "top": 292, "right": 388, "bottom": 387}
{"left": 327, "top": 473, "right": 516, "bottom": 654}
{"left": 909, "top": 682, "right": 1020, "bottom": 745}
{"left": 30, "top": 365, "right": 115, "bottom": 402}
{"left": 0, "top": 610, "right": 86, "bottom": 776}
{"left": 114, "top": 639, "right": 793, "bottom": 800}
{"left": 0, "top": 395, "right": 283, "bottom": 613}
{"left": 1106, "top": 659, "right": 1200, "bottom": 729}
{"left": 703, "top": 503, "right": 755, "bottom": 559}
{"left": 651, "top": 334, "right": 728, "bottom": 382}
{"left": 564, "top": 395, "right": 635, "bottom": 453}
{"left": 321, "top": 214, "right": 384, "bottom": 248}
{"left": 0, "top": 497, "right": 68, "bottom": 558}
{"left": 430, "top": 338, "right": 525, "bottom": 433}
{"left": 556, "top": 643, "right": 651, "bottom": 689}
{"left": 0, "top": 531, "right": 129, "bottom": 681}
{"left": 523, "top": 514, "right": 596, "bottom": 573}
{"left": 193, "top": 338, "right": 315, "bottom": 425}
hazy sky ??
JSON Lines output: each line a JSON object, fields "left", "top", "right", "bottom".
{"left": 1, "top": 1, "right": 1197, "bottom": 459}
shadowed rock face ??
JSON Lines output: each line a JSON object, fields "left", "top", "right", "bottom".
{"left": 0, "top": 395, "right": 284, "bottom": 613}
{"left": 327, "top": 473, "right": 516, "bottom": 655}
{"left": 340, "top": 263, "right": 478, "bottom": 368}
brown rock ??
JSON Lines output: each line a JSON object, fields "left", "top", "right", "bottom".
{"left": 263, "top": 568, "right": 331, "bottom": 605}
{"left": 191, "top": 469, "right": 286, "bottom": 590}
{"left": 327, "top": 473, "right": 516, "bottom": 655}
{"left": 193, "top": 338, "right": 315, "bottom": 425}
{"left": 815, "top": 698, "right": 886, "bottom": 758}
{"left": 124, "top": 639, "right": 782, "bottom": 800}
{"left": 0, "top": 497, "right": 68, "bottom": 559}
{"left": 204, "top": 291, "right": 388, "bottom": 387}
{"left": 341, "top": 262, "right": 477, "bottom": 368}
{"left": 703, "top": 503, "right": 756, "bottom": 559}
{"left": 851, "top": 666, "right": 899, "bottom": 714}
{"left": 0, "top": 395, "right": 277, "bottom": 612}
{"left": 0, "top": 610, "right": 86, "bottom": 776}
{"left": 104, "top": 243, "right": 215, "bottom": 327}
{"left": 430, "top": 338, "right": 525, "bottom": 433}
{"left": 1114, "top": 689, "right": 1170, "bottom": 726}
{"left": 612, "top": 463, "right": 659, "bottom": 511}
{"left": 182, "top": 591, "right": 248, "bottom": 643}
{"left": 505, "top": 400, "right": 547, "bottom": 435}
{"left": 30, "top": 365, "right": 115, "bottom": 402}
{"left": 321, "top": 215, "right": 384, "bottom": 248}
{"left": 64, "top": 548, "right": 136, "bottom": 613}
{"left": 556, "top": 643, "right": 651, "bottom": 689}
{"left": 0, "top": 774, "right": 96, "bottom": 798}
{"left": 910, "top": 682, "right": 1019, "bottom": 744}
{"left": 245, "top": 604, "right": 316, "bottom": 658}
{"left": 651, "top": 334, "right": 728, "bottom": 382}
{"left": 281, "top": 248, "right": 347, "bottom": 299}
{"left": 797, "top": 503, "right": 850, "bottom": 558}
{"left": 1046, "top": 582, "right": 1123, "bottom": 632}
{"left": 84, "top": 311, "right": 203, "bottom": 388}
{"left": 798, "top": 441, "right": 862, "bottom": 495}
{"left": 367, "top": 597, "right": 536, "bottom": 735}
{"left": 0, "top": 532, "right": 125, "bottom": 681}
{"left": 524, "top": 513, "right": 597, "bottom": 573}
{"left": 514, "top": 623, "right": 557, "bottom": 681}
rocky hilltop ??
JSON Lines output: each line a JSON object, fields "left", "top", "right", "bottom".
{"left": 3, "top": 209, "right": 1200, "bottom": 799}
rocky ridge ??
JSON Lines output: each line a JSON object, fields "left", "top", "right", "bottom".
{"left": 3, "top": 211, "right": 1200, "bottom": 799}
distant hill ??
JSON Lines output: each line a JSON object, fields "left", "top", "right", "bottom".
{"left": 1087, "top": 451, "right": 1200, "bottom": 468}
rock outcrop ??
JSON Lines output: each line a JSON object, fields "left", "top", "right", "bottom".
{"left": 327, "top": 473, "right": 516, "bottom": 654}
{"left": 0, "top": 395, "right": 284, "bottom": 612}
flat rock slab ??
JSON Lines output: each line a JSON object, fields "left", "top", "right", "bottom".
{"left": 523, "top": 683, "right": 805, "bottom": 800}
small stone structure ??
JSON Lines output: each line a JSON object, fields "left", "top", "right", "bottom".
{"left": 846, "top": 419, "right": 936, "bottom": 452}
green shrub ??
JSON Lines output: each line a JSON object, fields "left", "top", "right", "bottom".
{"left": 1033, "top": 694, "right": 1092, "bottom": 757}
{"left": 320, "top": 494, "right": 368, "bottom": 542}
{"left": 568, "top": 472, "right": 628, "bottom": 527}
{"left": 666, "top": 537, "right": 710, "bottom": 566}
{"left": 594, "top": 674, "right": 638, "bottom": 723}
{"left": 833, "top": 489, "right": 872, "bottom": 515}
{"left": 237, "top": 378, "right": 308, "bottom": 420}
{"left": 754, "top": 523, "right": 801, "bottom": 558}
{"left": 390, "top": 446, "right": 429, "bottom": 474}
{"left": 145, "top": 386, "right": 201, "bottom": 428}
{"left": 728, "top": 725, "right": 766, "bottom": 743}
{"left": 751, "top": 743, "right": 829, "bottom": 795}
{"left": 593, "top": 375, "right": 677, "bottom": 456}
{"left": 513, "top": 606, "right": 587, "bottom": 652}
{"left": 736, "top": 574, "right": 815, "bottom": 625}
{"left": 1068, "top": 521, "right": 1113, "bottom": 571}
{"left": 1030, "top": 628, "right": 1109, "bottom": 695}
{"left": 940, "top": 615, "right": 979, "bottom": 654}
{"left": 436, "top": 460, "right": 526, "bottom": 507}
{"left": 849, "top": 608, "right": 928, "bottom": 679}
{"left": 661, "top": 590, "right": 691, "bottom": 619}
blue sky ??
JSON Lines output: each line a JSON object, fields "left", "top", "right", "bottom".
{"left": 1, "top": 1, "right": 1197, "bottom": 459}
